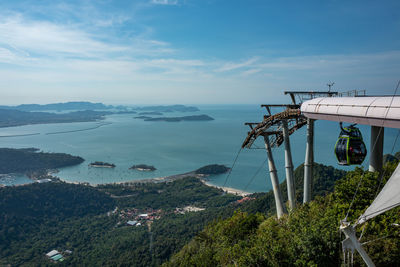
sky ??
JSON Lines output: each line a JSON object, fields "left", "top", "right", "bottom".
{"left": 0, "top": 0, "right": 399, "bottom": 105}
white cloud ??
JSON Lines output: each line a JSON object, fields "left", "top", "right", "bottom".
{"left": 93, "top": 15, "right": 131, "bottom": 27}
{"left": 241, "top": 68, "right": 262, "bottom": 76}
{"left": 0, "top": 16, "right": 127, "bottom": 58}
{"left": 216, "top": 57, "right": 258, "bottom": 72}
{"left": 0, "top": 14, "right": 177, "bottom": 64}
{"left": 0, "top": 47, "right": 17, "bottom": 63}
{"left": 151, "top": 0, "right": 179, "bottom": 5}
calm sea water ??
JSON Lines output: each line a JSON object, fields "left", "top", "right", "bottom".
{"left": 1, "top": 105, "right": 400, "bottom": 192}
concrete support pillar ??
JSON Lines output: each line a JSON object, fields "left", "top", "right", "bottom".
{"left": 369, "top": 126, "right": 384, "bottom": 173}
{"left": 303, "top": 118, "right": 314, "bottom": 204}
{"left": 282, "top": 120, "right": 296, "bottom": 210}
{"left": 264, "top": 135, "right": 286, "bottom": 218}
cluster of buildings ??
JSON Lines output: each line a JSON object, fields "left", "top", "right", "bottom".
{"left": 174, "top": 206, "right": 205, "bottom": 214}
{"left": 35, "top": 178, "right": 52, "bottom": 183}
{"left": 45, "top": 249, "right": 71, "bottom": 262}
{"left": 117, "top": 208, "right": 163, "bottom": 226}
{"left": 236, "top": 196, "right": 256, "bottom": 204}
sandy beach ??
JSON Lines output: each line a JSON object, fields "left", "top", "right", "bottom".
{"left": 199, "top": 179, "right": 251, "bottom": 197}
{"left": 110, "top": 170, "right": 251, "bottom": 196}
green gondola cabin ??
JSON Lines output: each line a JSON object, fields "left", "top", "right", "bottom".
{"left": 334, "top": 123, "right": 367, "bottom": 165}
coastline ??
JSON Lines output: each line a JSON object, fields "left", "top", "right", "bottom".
{"left": 199, "top": 179, "right": 251, "bottom": 197}
{"left": 2, "top": 167, "right": 252, "bottom": 197}
{"left": 101, "top": 170, "right": 251, "bottom": 196}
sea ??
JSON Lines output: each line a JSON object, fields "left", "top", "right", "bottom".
{"left": 1, "top": 104, "right": 400, "bottom": 193}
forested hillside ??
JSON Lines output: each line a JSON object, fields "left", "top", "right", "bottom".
{"left": 0, "top": 182, "right": 114, "bottom": 265}
{"left": 0, "top": 163, "right": 347, "bottom": 266}
{"left": 166, "top": 162, "right": 400, "bottom": 266}
{"left": 0, "top": 148, "right": 84, "bottom": 174}
{"left": 0, "top": 109, "right": 112, "bottom": 127}
{"left": 0, "top": 178, "right": 238, "bottom": 266}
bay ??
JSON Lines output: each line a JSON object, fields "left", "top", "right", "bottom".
{"left": 0, "top": 104, "right": 399, "bottom": 192}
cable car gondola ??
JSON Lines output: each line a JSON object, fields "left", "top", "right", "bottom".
{"left": 334, "top": 122, "right": 367, "bottom": 165}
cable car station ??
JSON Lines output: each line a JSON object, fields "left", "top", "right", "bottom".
{"left": 242, "top": 88, "right": 400, "bottom": 266}
{"left": 243, "top": 90, "right": 400, "bottom": 218}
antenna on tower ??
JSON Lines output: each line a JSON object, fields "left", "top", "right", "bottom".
{"left": 327, "top": 81, "right": 335, "bottom": 92}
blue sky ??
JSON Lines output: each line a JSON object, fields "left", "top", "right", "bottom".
{"left": 0, "top": 0, "right": 399, "bottom": 104}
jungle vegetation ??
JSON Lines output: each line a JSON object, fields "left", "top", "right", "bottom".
{"left": 0, "top": 162, "right": 348, "bottom": 266}
{"left": 166, "top": 162, "right": 400, "bottom": 267}
{"left": 0, "top": 148, "right": 84, "bottom": 174}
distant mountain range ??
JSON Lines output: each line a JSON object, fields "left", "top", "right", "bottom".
{"left": 0, "top": 102, "right": 200, "bottom": 113}
{"left": 0, "top": 109, "right": 110, "bottom": 128}
{"left": 0, "top": 101, "right": 111, "bottom": 111}
{"left": 0, "top": 102, "right": 205, "bottom": 128}
{"left": 134, "top": 104, "right": 199, "bottom": 112}
{"left": 143, "top": 114, "right": 214, "bottom": 122}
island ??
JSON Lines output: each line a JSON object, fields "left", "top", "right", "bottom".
{"left": 133, "top": 104, "right": 199, "bottom": 113}
{"left": 138, "top": 112, "right": 163, "bottom": 116}
{"left": 195, "top": 164, "right": 230, "bottom": 175}
{"left": 113, "top": 110, "right": 137, "bottom": 114}
{"left": 89, "top": 162, "right": 116, "bottom": 168}
{"left": 123, "top": 164, "right": 234, "bottom": 187}
{"left": 0, "top": 102, "right": 204, "bottom": 128}
{"left": 129, "top": 164, "right": 156, "bottom": 171}
{"left": 134, "top": 115, "right": 152, "bottom": 119}
{"left": 140, "top": 114, "right": 214, "bottom": 122}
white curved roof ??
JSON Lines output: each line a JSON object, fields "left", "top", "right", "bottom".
{"left": 300, "top": 96, "right": 400, "bottom": 128}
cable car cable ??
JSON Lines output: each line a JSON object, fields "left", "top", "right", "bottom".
{"left": 244, "top": 156, "right": 268, "bottom": 192}
{"left": 243, "top": 142, "right": 282, "bottom": 193}
{"left": 361, "top": 225, "right": 400, "bottom": 246}
{"left": 222, "top": 147, "right": 243, "bottom": 188}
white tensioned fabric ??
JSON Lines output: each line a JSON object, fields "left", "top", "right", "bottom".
{"left": 357, "top": 163, "right": 400, "bottom": 225}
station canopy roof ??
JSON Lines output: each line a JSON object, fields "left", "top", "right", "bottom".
{"left": 301, "top": 96, "right": 400, "bottom": 128}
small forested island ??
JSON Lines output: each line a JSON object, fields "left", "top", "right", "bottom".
{"left": 89, "top": 161, "right": 116, "bottom": 168}
{"left": 195, "top": 164, "right": 230, "bottom": 175}
{"left": 129, "top": 164, "right": 156, "bottom": 171}
{"left": 133, "top": 115, "right": 152, "bottom": 119}
{"left": 113, "top": 110, "right": 137, "bottom": 114}
{"left": 0, "top": 148, "right": 84, "bottom": 175}
{"left": 138, "top": 111, "right": 163, "bottom": 116}
{"left": 139, "top": 114, "right": 214, "bottom": 122}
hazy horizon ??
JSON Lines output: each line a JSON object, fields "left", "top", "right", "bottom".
{"left": 0, "top": 101, "right": 270, "bottom": 106}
